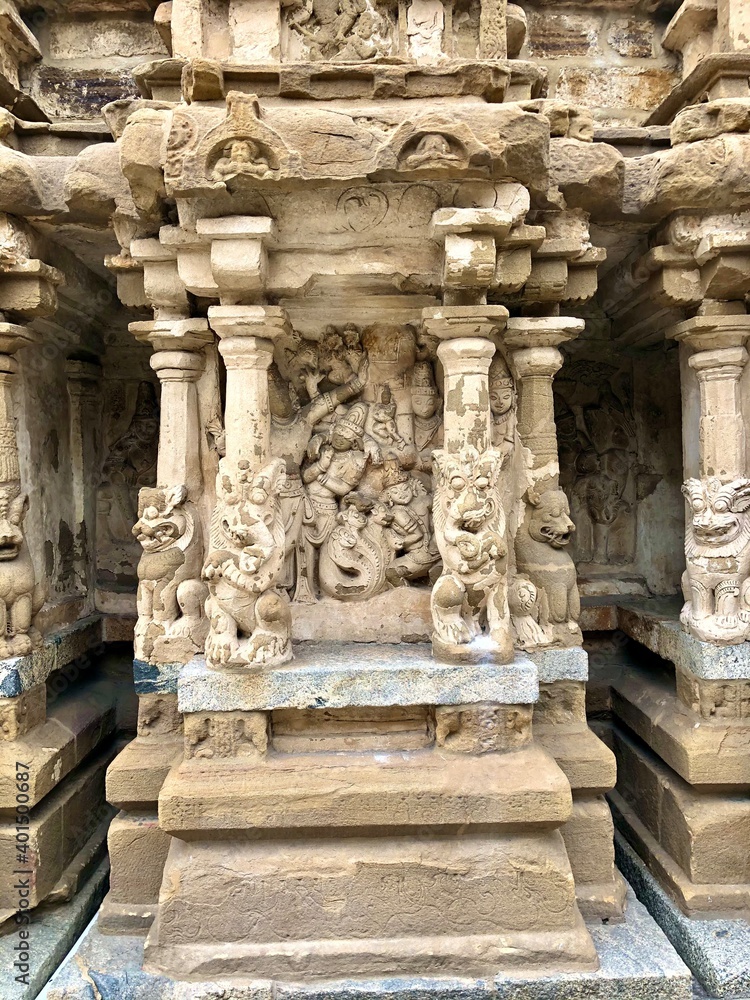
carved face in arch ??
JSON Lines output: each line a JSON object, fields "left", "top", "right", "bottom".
{"left": 527, "top": 490, "right": 575, "bottom": 549}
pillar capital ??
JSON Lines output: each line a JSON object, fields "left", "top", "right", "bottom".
{"left": 688, "top": 346, "right": 748, "bottom": 380}
{"left": 668, "top": 313, "right": 750, "bottom": 354}
{"left": 503, "top": 316, "right": 584, "bottom": 351}
{"left": 151, "top": 351, "right": 206, "bottom": 383}
{"left": 208, "top": 305, "right": 290, "bottom": 344}
{"left": 0, "top": 321, "right": 37, "bottom": 359}
{"left": 130, "top": 318, "right": 213, "bottom": 353}
{"left": 421, "top": 305, "right": 508, "bottom": 342}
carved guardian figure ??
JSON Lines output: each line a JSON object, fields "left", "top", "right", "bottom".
{"left": 681, "top": 477, "right": 750, "bottom": 644}
{"left": 515, "top": 489, "right": 581, "bottom": 647}
{"left": 203, "top": 458, "right": 292, "bottom": 668}
{"left": 0, "top": 483, "right": 44, "bottom": 659}
{"left": 430, "top": 446, "right": 513, "bottom": 663}
{"left": 132, "top": 485, "right": 208, "bottom": 662}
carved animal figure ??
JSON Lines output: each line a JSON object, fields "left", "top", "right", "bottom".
{"left": 681, "top": 477, "right": 750, "bottom": 643}
{"left": 0, "top": 484, "right": 44, "bottom": 659}
{"left": 203, "top": 459, "right": 292, "bottom": 668}
{"left": 515, "top": 489, "right": 581, "bottom": 646}
{"left": 431, "top": 447, "right": 512, "bottom": 662}
{"left": 132, "top": 485, "right": 208, "bottom": 662}
{"left": 319, "top": 494, "right": 393, "bottom": 600}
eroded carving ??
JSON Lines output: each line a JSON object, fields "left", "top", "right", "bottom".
{"left": 0, "top": 484, "right": 44, "bottom": 659}
{"left": 133, "top": 485, "right": 208, "bottom": 663}
{"left": 204, "top": 458, "right": 292, "bottom": 668}
{"left": 681, "top": 477, "right": 750, "bottom": 644}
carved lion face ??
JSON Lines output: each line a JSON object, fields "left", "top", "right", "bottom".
{"left": 434, "top": 449, "right": 502, "bottom": 530}
{"left": 218, "top": 459, "right": 284, "bottom": 549}
{"left": 134, "top": 486, "right": 188, "bottom": 552}
{"left": 683, "top": 477, "right": 750, "bottom": 546}
{"left": 527, "top": 490, "right": 575, "bottom": 549}
{"left": 0, "top": 486, "right": 27, "bottom": 560}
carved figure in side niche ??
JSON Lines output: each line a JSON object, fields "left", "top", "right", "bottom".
{"left": 99, "top": 381, "right": 159, "bottom": 543}
{"left": 509, "top": 575, "right": 552, "bottom": 651}
{"left": 515, "top": 489, "right": 581, "bottom": 646}
{"left": 298, "top": 402, "right": 381, "bottom": 601}
{"left": 213, "top": 139, "right": 272, "bottom": 182}
{"left": 319, "top": 492, "right": 393, "bottom": 600}
{"left": 270, "top": 356, "right": 369, "bottom": 593}
{"left": 371, "top": 386, "right": 406, "bottom": 449}
{"left": 412, "top": 361, "right": 443, "bottom": 474}
{"left": 404, "top": 134, "right": 461, "bottom": 170}
{"left": 0, "top": 484, "right": 44, "bottom": 659}
{"left": 132, "top": 485, "right": 208, "bottom": 662}
{"left": 489, "top": 354, "right": 516, "bottom": 461}
{"left": 333, "top": 10, "right": 388, "bottom": 60}
{"left": 431, "top": 447, "right": 512, "bottom": 662}
{"left": 203, "top": 458, "right": 291, "bottom": 668}
{"left": 380, "top": 467, "right": 439, "bottom": 584}
{"left": 681, "top": 477, "right": 750, "bottom": 644}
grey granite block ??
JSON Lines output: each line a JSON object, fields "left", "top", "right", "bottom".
{"left": 0, "top": 858, "right": 108, "bottom": 1000}
{"left": 39, "top": 886, "right": 691, "bottom": 1000}
{"left": 616, "top": 833, "right": 750, "bottom": 999}
{"left": 177, "top": 644, "right": 539, "bottom": 713}
{"left": 616, "top": 603, "right": 750, "bottom": 681}
{"left": 132, "top": 659, "right": 182, "bottom": 696}
{"left": 0, "top": 618, "right": 104, "bottom": 699}
{"left": 528, "top": 647, "right": 589, "bottom": 683}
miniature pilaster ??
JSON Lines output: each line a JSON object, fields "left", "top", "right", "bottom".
{"left": 203, "top": 305, "right": 293, "bottom": 669}
{"left": 129, "top": 318, "right": 214, "bottom": 665}
{"left": 505, "top": 317, "right": 585, "bottom": 650}
{"left": 669, "top": 311, "right": 750, "bottom": 644}
{"left": 422, "top": 305, "right": 514, "bottom": 664}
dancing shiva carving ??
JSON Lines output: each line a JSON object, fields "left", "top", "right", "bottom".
{"left": 203, "top": 458, "right": 292, "bottom": 668}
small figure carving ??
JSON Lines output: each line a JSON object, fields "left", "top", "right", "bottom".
{"left": 404, "top": 134, "right": 461, "bottom": 170}
{"left": 0, "top": 484, "right": 44, "bottom": 659}
{"left": 371, "top": 386, "right": 406, "bottom": 449}
{"left": 298, "top": 402, "right": 381, "bottom": 601}
{"left": 212, "top": 139, "right": 273, "bottom": 182}
{"left": 412, "top": 361, "right": 443, "bottom": 474}
{"left": 509, "top": 575, "right": 551, "bottom": 651}
{"left": 289, "top": 0, "right": 389, "bottom": 61}
{"left": 515, "top": 489, "right": 581, "bottom": 647}
{"left": 489, "top": 354, "right": 516, "bottom": 460}
{"left": 203, "top": 459, "right": 292, "bottom": 668}
{"left": 132, "top": 485, "right": 208, "bottom": 663}
{"left": 431, "top": 447, "right": 513, "bottom": 662}
{"left": 380, "top": 467, "right": 439, "bottom": 584}
{"left": 681, "top": 477, "right": 750, "bottom": 644}
{"left": 319, "top": 493, "right": 393, "bottom": 600}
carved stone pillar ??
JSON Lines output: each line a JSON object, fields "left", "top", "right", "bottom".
{"left": 129, "top": 318, "right": 214, "bottom": 665}
{"left": 505, "top": 317, "right": 585, "bottom": 649}
{"left": 0, "top": 322, "right": 42, "bottom": 658}
{"left": 422, "top": 305, "right": 514, "bottom": 664}
{"left": 203, "top": 305, "right": 293, "bottom": 669}
{"left": 505, "top": 317, "right": 584, "bottom": 487}
{"left": 669, "top": 312, "right": 750, "bottom": 644}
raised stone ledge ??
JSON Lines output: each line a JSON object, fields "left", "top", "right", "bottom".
{"left": 582, "top": 597, "right": 750, "bottom": 682}
{"left": 528, "top": 646, "right": 589, "bottom": 683}
{"left": 0, "top": 616, "right": 104, "bottom": 699}
{"left": 177, "top": 645, "right": 539, "bottom": 714}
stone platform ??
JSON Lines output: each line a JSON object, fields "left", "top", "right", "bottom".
{"left": 617, "top": 835, "right": 750, "bottom": 1000}
{"left": 39, "top": 885, "right": 692, "bottom": 1000}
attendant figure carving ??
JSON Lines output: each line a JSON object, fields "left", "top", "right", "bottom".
{"left": 0, "top": 484, "right": 44, "bottom": 659}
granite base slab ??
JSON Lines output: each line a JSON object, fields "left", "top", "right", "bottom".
{"left": 0, "top": 617, "right": 104, "bottom": 698}
{"left": 39, "top": 886, "right": 691, "bottom": 1000}
{"left": 178, "top": 645, "right": 539, "bottom": 713}
{"left": 614, "top": 601, "right": 750, "bottom": 681}
{"left": 616, "top": 834, "right": 750, "bottom": 999}
{"left": 0, "top": 858, "right": 108, "bottom": 1000}
{"left": 527, "top": 647, "right": 589, "bottom": 684}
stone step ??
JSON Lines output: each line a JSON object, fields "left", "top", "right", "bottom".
{"left": 106, "top": 735, "right": 183, "bottom": 811}
{"left": 159, "top": 742, "right": 573, "bottom": 834}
